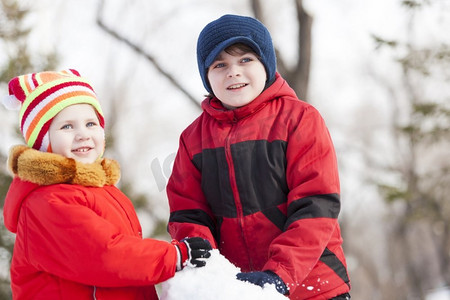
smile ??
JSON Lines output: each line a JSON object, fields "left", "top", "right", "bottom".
{"left": 227, "top": 83, "right": 247, "bottom": 90}
{"left": 72, "top": 147, "right": 92, "bottom": 153}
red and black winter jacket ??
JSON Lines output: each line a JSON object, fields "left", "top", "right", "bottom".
{"left": 167, "top": 73, "right": 350, "bottom": 299}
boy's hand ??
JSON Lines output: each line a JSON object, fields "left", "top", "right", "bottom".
{"left": 172, "top": 237, "right": 212, "bottom": 271}
{"left": 236, "top": 270, "right": 288, "bottom": 295}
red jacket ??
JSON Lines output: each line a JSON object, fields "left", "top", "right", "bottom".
{"left": 3, "top": 146, "right": 176, "bottom": 299}
{"left": 167, "top": 73, "right": 350, "bottom": 299}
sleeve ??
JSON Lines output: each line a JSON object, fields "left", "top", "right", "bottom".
{"left": 263, "top": 105, "right": 342, "bottom": 289}
{"left": 21, "top": 187, "right": 177, "bottom": 287}
{"left": 166, "top": 134, "right": 218, "bottom": 248}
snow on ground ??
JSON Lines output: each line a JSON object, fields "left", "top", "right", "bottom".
{"left": 425, "top": 287, "right": 450, "bottom": 300}
{"left": 161, "top": 250, "right": 286, "bottom": 300}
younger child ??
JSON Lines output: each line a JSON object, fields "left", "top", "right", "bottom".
{"left": 2, "top": 69, "right": 211, "bottom": 300}
{"left": 166, "top": 15, "right": 351, "bottom": 299}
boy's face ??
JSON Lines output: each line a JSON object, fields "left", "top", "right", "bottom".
{"left": 207, "top": 50, "right": 266, "bottom": 109}
{"left": 49, "top": 104, "right": 105, "bottom": 164}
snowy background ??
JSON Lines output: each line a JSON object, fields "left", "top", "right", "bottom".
{"left": 1, "top": 0, "right": 449, "bottom": 299}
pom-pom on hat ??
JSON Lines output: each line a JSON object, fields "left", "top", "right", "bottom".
{"left": 2, "top": 69, "right": 104, "bottom": 152}
{"left": 197, "top": 14, "right": 277, "bottom": 94}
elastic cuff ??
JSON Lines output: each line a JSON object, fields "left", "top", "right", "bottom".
{"left": 264, "top": 270, "right": 288, "bottom": 295}
{"left": 171, "top": 240, "right": 183, "bottom": 271}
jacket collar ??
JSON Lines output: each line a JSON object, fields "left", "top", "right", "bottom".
{"left": 201, "top": 73, "right": 297, "bottom": 123}
{"left": 8, "top": 145, "right": 120, "bottom": 187}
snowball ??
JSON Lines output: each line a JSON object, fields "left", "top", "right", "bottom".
{"left": 161, "top": 250, "right": 286, "bottom": 300}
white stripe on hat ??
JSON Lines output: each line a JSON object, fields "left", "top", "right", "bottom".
{"left": 27, "top": 74, "right": 36, "bottom": 91}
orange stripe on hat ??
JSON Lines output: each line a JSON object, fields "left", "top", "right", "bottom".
{"left": 19, "top": 74, "right": 34, "bottom": 96}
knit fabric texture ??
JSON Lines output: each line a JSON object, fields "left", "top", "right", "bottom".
{"left": 197, "top": 14, "right": 277, "bottom": 94}
{"left": 3, "top": 69, "right": 104, "bottom": 152}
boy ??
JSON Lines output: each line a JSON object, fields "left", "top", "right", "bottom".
{"left": 166, "top": 15, "right": 351, "bottom": 299}
{"left": 2, "top": 69, "right": 211, "bottom": 299}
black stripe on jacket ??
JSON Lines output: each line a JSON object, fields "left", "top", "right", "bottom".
{"left": 191, "top": 140, "right": 340, "bottom": 231}
{"left": 320, "top": 247, "right": 351, "bottom": 288}
{"left": 285, "top": 194, "right": 341, "bottom": 229}
{"left": 191, "top": 140, "right": 288, "bottom": 219}
{"left": 169, "top": 209, "right": 219, "bottom": 241}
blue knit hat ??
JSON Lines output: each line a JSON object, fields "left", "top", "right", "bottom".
{"left": 197, "top": 14, "right": 277, "bottom": 94}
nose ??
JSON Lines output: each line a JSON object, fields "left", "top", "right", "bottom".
{"left": 75, "top": 128, "right": 90, "bottom": 141}
{"left": 227, "top": 64, "right": 241, "bottom": 78}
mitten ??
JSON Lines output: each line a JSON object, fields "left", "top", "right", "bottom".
{"left": 236, "top": 270, "right": 288, "bottom": 295}
{"left": 172, "top": 237, "right": 212, "bottom": 271}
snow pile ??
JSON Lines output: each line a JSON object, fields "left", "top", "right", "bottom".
{"left": 161, "top": 250, "right": 286, "bottom": 300}
{"left": 426, "top": 287, "right": 450, "bottom": 300}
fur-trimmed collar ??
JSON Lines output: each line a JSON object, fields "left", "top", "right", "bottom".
{"left": 8, "top": 145, "right": 120, "bottom": 187}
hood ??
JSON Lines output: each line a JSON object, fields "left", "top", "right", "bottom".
{"left": 3, "top": 145, "right": 121, "bottom": 233}
{"left": 201, "top": 73, "right": 298, "bottom": 123}
{"left": 3, "top": 177, "right": 40, "bottom": 233}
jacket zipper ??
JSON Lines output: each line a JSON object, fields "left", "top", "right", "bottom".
{"left": 224, "top": 118, "right": 254, "bottom": 270}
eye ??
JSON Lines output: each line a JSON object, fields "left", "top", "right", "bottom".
{"left": 60, "top": 124, "right": 72, "bottom": 130}
{"left": 212, "top": 62, "right": 226, "bottom": 69}
{"left": 241, "top": 57, "right": 253, "bottom": 63}
{"left": 86, "top": 121, "right": 98, "bottom": 128}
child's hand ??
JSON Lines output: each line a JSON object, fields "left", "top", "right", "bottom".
{"left": 173, "top": 237, "right": 212, "bottom": 271}
{"left": 236, "top": 270, "right": 288, "bottom": 295}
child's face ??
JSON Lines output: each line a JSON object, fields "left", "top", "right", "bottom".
{"left": 207, "top": 50, "right": 266, "bottom": 109}
{"left": 49, "top": 104, "right": 105, "bottom": 164}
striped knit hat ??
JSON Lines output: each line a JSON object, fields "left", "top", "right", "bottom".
{"left": 2, "top": 69, "right": 104, "bottom": 152}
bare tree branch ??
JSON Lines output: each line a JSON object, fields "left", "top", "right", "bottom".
{"left": 95, "top": 0, "right": 201, "bottom": 109}
{"left": 250, "top": 0, "right": 312, "bottom": 101}
{"left": 250, "top": 0, "right": 263, "bottom": 20}
{"left": 96, "top": 0, "right": 312, "bottom": 105}
{"left": 294, "top": 0, "right": 312, "bottom": 100}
